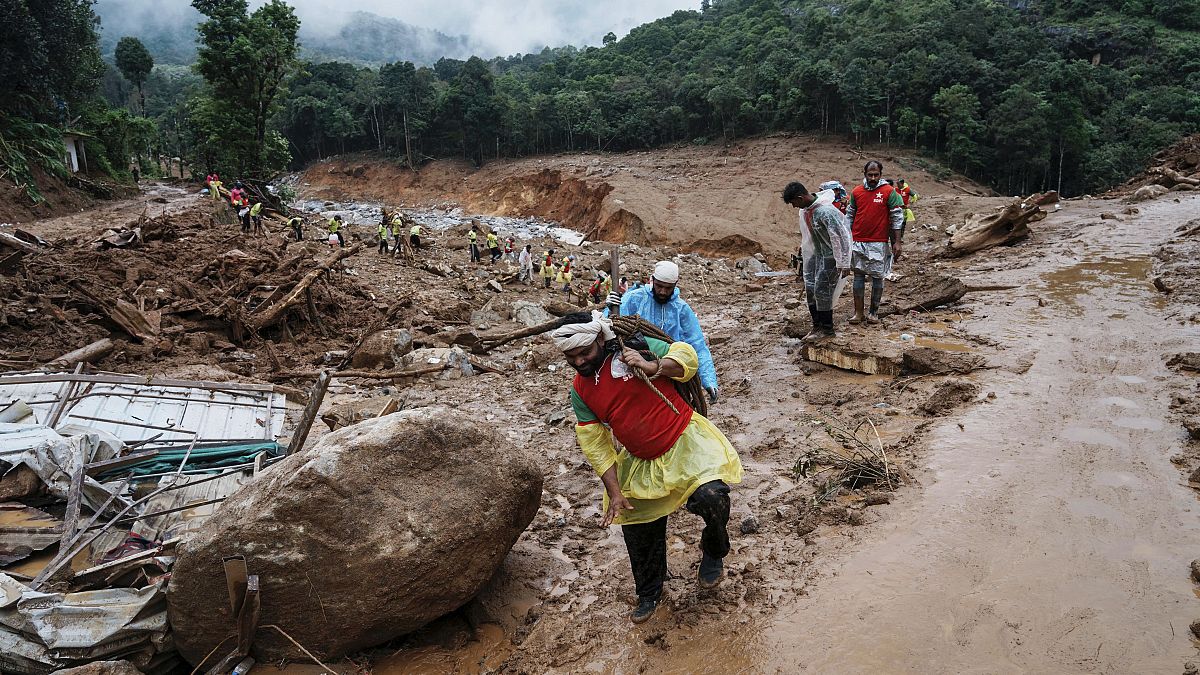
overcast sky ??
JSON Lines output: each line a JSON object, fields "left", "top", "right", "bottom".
{"left": 259, "top": 0, "right": 698, "bottom": 56}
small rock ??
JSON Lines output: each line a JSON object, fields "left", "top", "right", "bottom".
{"left": 1191, "top": 559, "right": 1200, "bottom": 583}
{"left": 1191, "top": 620, "right": 1200, "bottom": 640}
{"left": 487, "top": 280, "right": 504, "bottom": 293}
{"left": 1189, "top": 466, "right": 1200, "bottom": 484}
{"left": 1099, "top": 212, "right": 1118, "bottom": 220}
{"left": 1184, "top": 661, "right": 1197, "bottom": 675}
{"left": 740, "top": 515, "right": 760, "bottom": 535}
{"left": 775, "top": 505, "right": 793, "bottom": 520}
{"left": 744, "top": 284, "right": 764, "bottom": 293}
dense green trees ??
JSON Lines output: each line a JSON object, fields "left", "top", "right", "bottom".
{"left": 189, "top": 0, "right": 300, "bottom": 177}
{"left": 264, "top": 0, "right": 1196, "bottom": 196}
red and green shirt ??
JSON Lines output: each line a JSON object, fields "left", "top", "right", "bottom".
{"left": 570, "top": 338, "right": 692, "bottom": 461}
{"left": 848, "top": 183, "right": 903, "bottom": 242}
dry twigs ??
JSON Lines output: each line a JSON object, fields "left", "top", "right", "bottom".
{"left": 793, "top": 413, "right": 899, "bottom": 498}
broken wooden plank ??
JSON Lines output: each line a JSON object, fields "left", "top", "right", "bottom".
{"left": 806, "top": 343, "right": 902, "bottom": 374}
{"left": 286, "top": 370, "right": 331, "bottom": 455}
{"left": 0, "top": 231, "right": 40, "bottom": 254}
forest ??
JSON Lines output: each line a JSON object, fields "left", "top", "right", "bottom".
{"left": 3, "top": 0, "right": 1199, "bottom": 202}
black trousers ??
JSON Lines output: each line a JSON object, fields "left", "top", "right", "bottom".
{"left": 409, "top": 234, "right": 420, "bottom": 250}
{"left": 620, "top": 480, "right": 731, "bottom": 601}
{"left": 378, "top": 238, "right": 388, "bottom": 253}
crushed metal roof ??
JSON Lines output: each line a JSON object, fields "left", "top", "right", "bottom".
{"left": 0, "top": 372, "right": 287, "bottom": 450}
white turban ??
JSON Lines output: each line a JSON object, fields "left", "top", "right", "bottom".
{"left": 652, "top": 260, "right": 679, "bottom": 284}
{"left": 552, "top": 310, "right": 616, "bottom": 352}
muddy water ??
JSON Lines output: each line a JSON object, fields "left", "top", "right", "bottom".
{"left": 677, "top": 195, "right": 1200, "bottom": 673}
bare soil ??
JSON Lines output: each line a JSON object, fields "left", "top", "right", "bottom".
{"left": 294, "top": 135, "right": 993, "bottom": 262}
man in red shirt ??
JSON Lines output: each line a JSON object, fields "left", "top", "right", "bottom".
{"left": 845, "top": 161, "right": 905, "bottom": 324}
{"left": 553, "top": 312, "right": 742, "bottom": 624}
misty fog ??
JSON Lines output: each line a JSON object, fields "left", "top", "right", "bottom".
{"left": 96, "top": 0, "right": 698, "bottom": 62}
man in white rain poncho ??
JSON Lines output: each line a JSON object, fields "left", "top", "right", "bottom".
{"left": 783, "top": 181, "right": 852, "bottom": 340}
{"left": 552, "top": 311, "right": 743, "bottom": 624}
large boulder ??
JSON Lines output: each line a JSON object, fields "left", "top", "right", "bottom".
{"left": 350, "top": 329, "right": 413, "bottom": 369}
{"left": 167, "top": 409, "right": 543, "bottom": 665}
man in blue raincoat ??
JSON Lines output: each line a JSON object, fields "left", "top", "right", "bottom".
{"left": 607, "top": 260, "right": 720, "bottom": 403}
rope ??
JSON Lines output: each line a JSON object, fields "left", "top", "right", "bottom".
{"left": 610, "top": 315, "right": 709, "bottom": 418}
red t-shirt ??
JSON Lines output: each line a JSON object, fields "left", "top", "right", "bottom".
{"left": 850, "top": 183, "right": 897, "bottom": 243}
{"left": 572, "top": 352, "right": 693, "bottom": 461}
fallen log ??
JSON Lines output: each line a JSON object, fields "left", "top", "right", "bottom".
{"left": 1154, "top": 166, "right": 1200, "bottom": 188}
{"left": 246, "top": 244, "right": 361, "bottom": 331}
{"left": 265, "top": 364, "right": 447, "bottom": 382}
{"left": 47, "top": 338, "right": 115, "bottom": 368}
{"left": 944, "top": 197, "right": 1046, "bottom": 257}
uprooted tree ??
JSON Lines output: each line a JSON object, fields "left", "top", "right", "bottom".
{"left": 944, "top": 191, "right": 1055, "bottom": 257}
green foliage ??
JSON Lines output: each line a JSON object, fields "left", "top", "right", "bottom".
{"left": 115, "top": 37, "right": 153, "bottom": 88}
{"left": 0, "top": 0, "right": 105, "bottom": 120}
{"left": 183, "top": 0, "right": 1195, "bottom": 195}
{"left": 0, "top": 114, "right": 69, "bottom": 203}
{"left": 189, "top": 0, "right": 299, "bottom": 177}
{"left": 115, "top": 36, "right": 154, "bottom": 116}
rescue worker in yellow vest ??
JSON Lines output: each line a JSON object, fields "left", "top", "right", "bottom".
{"left": 409, "top": 222, "right": 422, "bottom": 251}
{"left": 328, "top": 215, "right": 345, "bottom": 248}
{"left": 487, "top": 231, "right": 502, "bottom": 263}
{"left": 288, "top": 215, "right": 304, "bottom": 241}
{"left": 557, "top": 255, "right": 576, "bottom": 294}
{"left": 377, "top": 221, "right": 389, "bottom": 254}
{"left": 390, "top": 214, "right": 405, "bottom": 255}
{"left": 541, "top": 249, "right": 558, "bottom": 288}
{"left": 249, "top": 201, "right": 265, "bottom": 234}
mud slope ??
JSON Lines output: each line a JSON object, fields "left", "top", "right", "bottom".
{"left": 294, "top": 135, "right": 991, "bottom": 259}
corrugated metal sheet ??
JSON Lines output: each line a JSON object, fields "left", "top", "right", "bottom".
{"left": 0, "top": 373, "right": 287, "bottom": 450}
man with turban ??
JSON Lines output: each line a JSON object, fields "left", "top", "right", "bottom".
{"left": 553, "top": 311, "right": 743, "bottom": 624}
{"left": 606, "top": 260, "right": 721, "bottom": 403}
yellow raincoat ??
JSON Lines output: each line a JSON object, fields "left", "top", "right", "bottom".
{"left": 572, "top": 339, "right": 742, "bottom": 525}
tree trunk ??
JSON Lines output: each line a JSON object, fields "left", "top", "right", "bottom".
{"left": 403, "top": 109, "right": 414, "bottom": 171}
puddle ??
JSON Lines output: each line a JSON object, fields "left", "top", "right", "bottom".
{"left": 1037, "top": 255, "right": 1162, "bottom": 313}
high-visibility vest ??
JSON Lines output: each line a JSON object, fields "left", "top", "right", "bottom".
{"left": 249, "top": 203, "right": 262, "bottom": 216}
{"left": 328, "top": 219, "right": 341, "bottom": 233}
{"left": 410, "top": 224, "right": 421, "bottom": 236}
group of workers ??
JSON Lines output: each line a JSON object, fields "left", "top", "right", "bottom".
{"left": 785, "top": 160, "right": 917, "bottom": 340}
{"left": 203, "top": 161, "right": 918, "bottom": 628}
{"left": 205, "top": 173, "right": 266, "bottom": 235}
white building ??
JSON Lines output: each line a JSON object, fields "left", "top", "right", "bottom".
{"left": 62, "top": 132, "right": 89, "bottom": 173}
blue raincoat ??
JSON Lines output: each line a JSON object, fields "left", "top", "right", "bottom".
{"left": 612, "top": 286, "right": 718, "bottom": 389}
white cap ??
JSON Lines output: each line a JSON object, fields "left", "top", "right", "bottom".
{"left": 652, "top": 260, "right": 680, "bottom": 284}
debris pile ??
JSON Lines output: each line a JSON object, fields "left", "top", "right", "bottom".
{"left": 0, "top": 370, "right": 288, "bottom": 673}
{"left": 1120, "top": 133, "right": 1200, "bottom": 196}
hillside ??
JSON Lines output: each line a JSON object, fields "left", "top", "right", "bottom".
{"left": 292, "top": 135, "right": 992, "bottom": 259}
